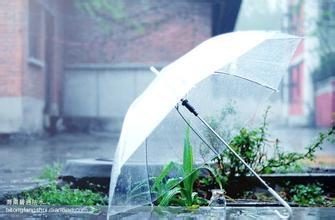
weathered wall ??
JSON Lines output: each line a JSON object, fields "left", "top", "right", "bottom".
{"left": 21, "top": 0, "right": 65, "bottom": 133}
{"left": 0, "top": 0, "right": 64, "bottom": 133}
{"left": 63, "top": 64, "right": 157, "bottom": 132}
{"left": 62, "top": 0, "right": 212, "bottom": 131}
{"left": 63, "top": 0, "right": 211, "bottom": 64}
{"left": 0, "top": 0, "right": 24, "bottom": 133}
{"left": 0, "top": 0, "right": 23, "bottom": 97}
{"left": 315, "top": 78, "right": 335, "bottom": 127}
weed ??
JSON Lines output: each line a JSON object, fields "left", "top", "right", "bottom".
{"left": 289, "top": 183, "right": 327, "bottom": 206}
{"left": 38, "top": 163, "right": 62, "bottom": 182}
{"left": 19, "top": 163, "right": 107, "bottom": 206}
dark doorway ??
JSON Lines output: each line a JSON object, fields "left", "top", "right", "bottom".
{"left": 45, "top": 12, "right": 57, "bottom": 134}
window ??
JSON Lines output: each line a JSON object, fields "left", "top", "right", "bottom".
{"left": 28, "top": 0, "right": 44, "bottom": 61}
{"left": 289, "top": 63, "right": 303, "bottom": 105}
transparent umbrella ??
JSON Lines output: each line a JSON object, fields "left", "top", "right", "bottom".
{"left": 107, "top": 31, "right": 301, "bottom": 219}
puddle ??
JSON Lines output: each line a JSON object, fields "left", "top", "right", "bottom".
{"left": 0, "top": 205, "right": 334, "bottom": 219}
{"left": 111, "top": 206, "right": 335, "bottom": 220}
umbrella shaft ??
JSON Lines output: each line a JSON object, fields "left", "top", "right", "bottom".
{"left": 181, "top": 98, "right": 267, "bottom": 185}
{"left": 196, "top": 114, "right": 270, "bottom": 188}
{"left": 180, "top": 99, "right": 292, "bottom": 217}
{"left": 196, "top": 113, "right": 292, "bottom": 217}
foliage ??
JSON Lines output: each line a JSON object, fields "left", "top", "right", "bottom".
{"left": 312, "top": 52, "right": 335, "bottom": 82}
{"left": 305, "top": 0, "right": 335, "bottom": 81}
{"left": 199, "top": 101, "right": 239, "bottom": 163}
{"left": 313, "top": 0, "right": 335, "bottom": 56}
{"left": 38, "top": 163, "right": 62, "bottom": 182}
{"left": 205, "top": 101, "right": 238, "bottom": 147}
{"left": 202, "top": 106, "right": 335, "bottom": 191}
{"left": 129, "top": 126, "right": 209, "bottom": 207}
{"left": 287, "top": 0, "right": 335, "bottom": 82}
{"left": 262, "top": 126, "right": 335, "bottom": 173}
{"left": 243, "top": 183, "right": 334, "bottom": 207}
{"left": 129, "top": 106, "right": 335, "bottom": 207}
{"left": 155, "top": 126, "right": 208, "bottom": 207}
{"left": 146, "top": 161, "right": 181, "bottom": 206}
{"left": 22, "top": 183, "right": 107, "bottom": 206}
{"left": 20, "top": 163, "right": 107, "bottom": 206}
{"left": 289, "top": 183, "right": 327, "bottom": 206}
{"left": 74, "top": 0, "right": 144, "bottom": 35}
{"left": 207, "top": 106, "right": 271, "bottom": 186}
{"left": 180, "top": 126, "right": 201, "bottom": 206}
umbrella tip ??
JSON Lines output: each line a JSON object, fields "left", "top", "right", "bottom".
{"left": 150, "top": 66, "right": 160, "bottom": 76}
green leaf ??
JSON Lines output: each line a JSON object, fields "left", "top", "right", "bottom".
{"left": 202, "top": 165, "right": 223, "bottom": 190}
{"left": 153, "top": 161, "right": 176, "bottom": 191}
{"left": 183, "top": 126, "right": 194, "bottom": 202}
{"left": 158, "top": 187, "right": 181, "bottom": 206}
{"left": 183, "top": 126, "right": 193, "bottom": 176}
{"left": 165, "top": 178, "right": 181, "bottom": 190}
{"left": 127, "top": 178, "right": 150, "bottom": 199}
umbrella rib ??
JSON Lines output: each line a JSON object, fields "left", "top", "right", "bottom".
{"left": 145, "top": 138, "right": 154, "bottom": 207}
{"left": 175, "top": 106, "right": 221, "bottom": 157}
{"left": 214, "top": 71, "right": 278, "bottom": 92}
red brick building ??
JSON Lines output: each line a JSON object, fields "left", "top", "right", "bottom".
{"left": 285, "top": 0, "right": 334, "bottom": 127}
{"left": 0, "top": 0, "right": 64, "bottom": 133}
{"left": 0, "top": 0, "right": 241, "bottom": 134}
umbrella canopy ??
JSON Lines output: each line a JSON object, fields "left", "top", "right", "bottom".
{"left": 108, "top": 31, "right": 301, "bottom": 215}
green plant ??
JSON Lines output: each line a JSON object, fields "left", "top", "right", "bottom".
{"left": 129, "top": 126, "right": 209, "bottom": 207}
{"left": 289, "top": 183, "right": 327, "bottom": 206}
{"left": 156, "top": 126, "right": 207, "bottom": 207}
{"left": 242, "top": 184, "right": 335, "bottom": 207}
{"left": 202, "top": 101, "right": 238, "bottom": 152}
{"left": 19, "top": 164, "right": 107, "bottom": 206}
{"left": 74, "top": 0, "right": 145, "bottom": 36}
{"left": 312, "top": 52, "right": 335, "bottom": 82}
{"left": 22, "top": 182, "right": 107, "bottom": 206}
{"left": 179, "top": 126, "right": 200, "bottom": 206}
{"left": 201, "top": 106, "right": 335, "bottom": 195}
{"left": 262, "top": 126, "right": 334, "bottom": 173}
{"left": 144, "top": 162, "right": 181, "bottom": 206}
{"left": 38, "top": 163, "right": 62, "bottom": 182}
{"left": 206, "top": 107, "right": 274, "bottom": 188}
{"left": 74, "top": 0, "right": 126, "bottom": 33}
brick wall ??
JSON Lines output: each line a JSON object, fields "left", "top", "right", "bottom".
{"left": 61, "top": 0, "right": 212, "bottom": 132}
{"left": 315, "top": 79, "right": 335, "bottom": 127}
{"left": 0, "top": 0, "right": 64, "bottom": 133}
{"left": 1, "top": 0, "right": 213, "bottom": 133}
{"left": 63, "top": 0, "right": 212, "bottom": 65}
{"left": 0, "top": 0, "right": 24, "bottom": 98}
{"left": 22, "top": 0, "right": 64, "bottom": 113}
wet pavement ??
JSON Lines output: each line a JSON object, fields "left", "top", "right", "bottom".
{"left": 114, "top": 206, "right": 335, "bottom": 219}
{"left": 0, "top": 132, "right": 117, "bottom": 199}
{"left": 0, "top": 127, "right": 333, "bottom": 199}
{"left": 0, "top": 206, "right": 335, "bottom": 219}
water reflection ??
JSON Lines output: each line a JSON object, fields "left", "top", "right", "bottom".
{"left": 110, "top": 206, "right": 335, "bottom": 220}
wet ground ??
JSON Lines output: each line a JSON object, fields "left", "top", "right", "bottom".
{"left": 0, "top": 127, "right": 333, "bottom": 199}
{"left": 0, "top": 132, "right": 117, "bottom": 198}
{"left": 115, "top": 206, "right": 335, "bottom": 219}
{"left": 0, "top": 206, "right": 334, "bottom": 219}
